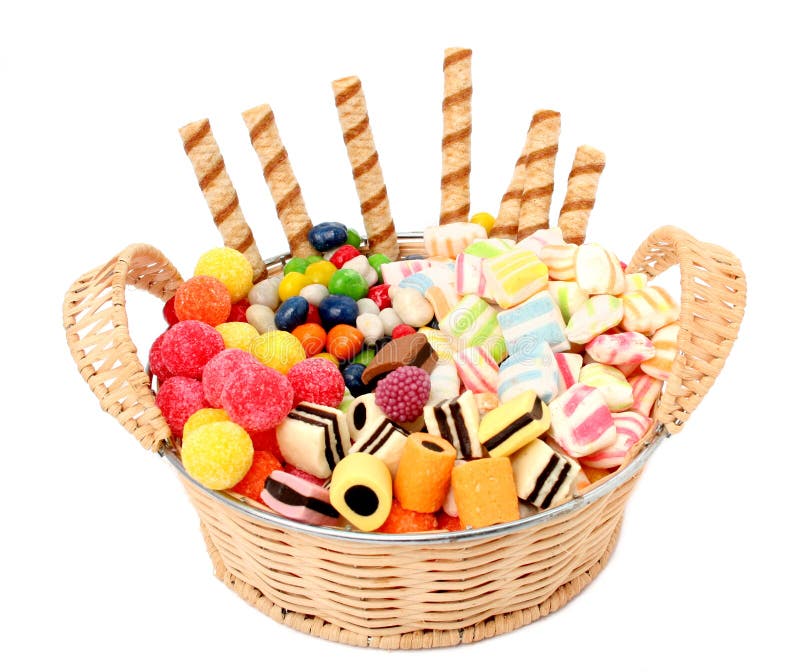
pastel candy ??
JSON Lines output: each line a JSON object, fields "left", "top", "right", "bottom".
{"left": 579, "top": 362, "right": 634, "bottom": 411}
{"left": 628, "top": 372, "right": 663, "bottom": 417}
{"left": 451, "top": 457, "right": 520, "bottom": 529}
{"left": 380, "top": 259, "right": 431, "bottom": 286}
{"left": 555, "top": 352, "right": 583, "bottom": 394}
{"left": 478, "top": 390, "right": 551, "bottom": 458}
{"left": 473, "top": 391, "right": 500, "bottom": 415}
{"left": 565, "top": 294, "right": 624, "bottom": 344}
{"left": 424, "top": 283, "right": 460, "bottom": 322}
{"left": 329, "top": 452, "right": 393, "bottom": 531}
{"left": 342, "top": 255, "right": 379, "bottom": 287}
{"left": 484, "top": 249, "right": 549, "bottom": 309}
{"left": 378, "top": 307, "right": 403, "bottom": 336}
{"left": 624, "top": 272, "right": 649, "bottom": 292}
{"left": 391, "top": 287, "right": 435, "bottom": 327}
{"left": 580, "top": 411, "right": 652, "bottom": 469}
{"left": 640, "top": 322, "right": 680, "bottom": 381}
{"left": 261, "top": 471, "right": 339, "bottom": 527}
{"left": 428, "top": 362, "right": 461, "bottom": 404}
{"left": 548, "top": 383, "right": 616, "bottom": 458}
{"left": 348, "top": 417, "right": 410, "bottom": 477}
{"left": 346, "top": 393, "right": 386, "bottom": 440}
{"left": 423, "top": 222, "right": 487, "bottom": 258}
{"left": 539, "top": 243, "right": 578, "bottom": 281}
{"left": 299, "top": 283, "right": 329, "bottom": 306}
{"left": 621, "top": 286, "right": 680, "bottom": 334}
{"left": 515, "top": 227, "right": 564, "bottom": 255}
{"left": 423, "top": 390, "right": 484, "bottom": 460}
{"left": 441, "top": 295, "right": 507, "bottom": 362}
{"left": 497, "top": 290, "right": 569, "bottom": 356}
{"left": 510, "top": 438, "right": 580, "bottom": 509}
{"left": 398, "top": 266, "right": 454, "bottom": 294}
{"left": 575, "top": 243, "right": 625, "bottom": 296}
{"left": 453, "top": 346, "right": 499, "bottom": 394}
{"left": 357, "top": 297, "right": 380, "bottom": 315}
{"left": 585, "top": 331, "right": 656, "bottom": 367}
{"left": 497, "top": 343, "right": 560, "bottom": 404}
{"left": 454, "top": 253, "right": 490, "bottom": 297}
{"left": 418, "top": 327, "right": 456, "bottom": 363}
{"left": 356, "top": 313, "right": 385, "bottom": 346}
{"left": 464, "top": 238, "right": 515, "bottom": 258}
{"left": 548, "top": 280, "right": 589, "bottom": 323}
{"left": 276, "top": 402, "right": 351, "bottom": 479}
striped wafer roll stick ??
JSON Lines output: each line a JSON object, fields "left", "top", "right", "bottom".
{"left": 440, "top": 47, "right": 472, "bottom": 225}
{"left": 179, "top": 119, "right": 266, "bottom": 281}
{"left": 332, "top": 76, "right": 399, "bottom": 260}
{"left": 492, "top": 114, "right": 536, "bottom": 239}
{"left": 558, "top": 145, "right": 606, "bottom": 244}
{"left": 241, "top": 103, "right": 315, "bottom": 259}
{"left": 517, "top": 110, "right": 562, "bottom": 240}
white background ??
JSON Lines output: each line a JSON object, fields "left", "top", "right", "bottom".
{"left": 2, "top": 2, "right": 796, "bottom": 670}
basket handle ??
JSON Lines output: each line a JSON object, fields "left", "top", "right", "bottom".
{"left": 627, "top": 225, "right": 746, "bottom": 435}
{"left": 63, "top": 244, "right": 184, "bottom": 452}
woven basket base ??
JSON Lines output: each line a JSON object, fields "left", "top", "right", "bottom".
{"left": 200, "top": 519, "right": 622, "bottom": 649}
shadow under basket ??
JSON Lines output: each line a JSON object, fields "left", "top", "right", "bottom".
{"left": 63, "top": 228, "right": 745, "bottom": 649}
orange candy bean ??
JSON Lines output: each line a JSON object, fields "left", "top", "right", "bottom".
{"left": 326, "top": 324, "right": 364, "bottom": 360}
{"left": 292, "top": 323, "right": 327, "bottom": 357}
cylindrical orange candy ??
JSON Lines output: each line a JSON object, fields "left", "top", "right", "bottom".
{"left": 451, "top": 457, "right": 520, "bottom": 529}
{"left": 326, "top": 324, "right": 364, "bottom": 360}
{"left": 394, "top": 433, "right": 457, "bottom": 513}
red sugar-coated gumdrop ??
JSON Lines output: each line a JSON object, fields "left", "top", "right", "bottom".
{"left": 155, "top": 376, "right": 208, "bottom": 437}
{"left": 160, "top": 320, "right": 225, "bottom": 379}
{"left": 436, "top": 512, "right": 464, "bottom": 532}
{"left": 374, "top": 366, "right": 431, "bottom": 422}
{"left": 174, "top": 275, "right": 232, "bottom": 326}
{"left": 227, "top": 300, "right": 250, "bottom": 323}
{"left": 149, "top": 331, "right": 173, "bottom": 382}
{"left": 249, "top": 427, "right": 283, "bottom": 462}
{"left": 283, "top": 465, "right": 327, "bottom": 487}
{"left": 163, "top": 296, "right": 179, "bottom": 326}
{"left": 287, "top": 358, "right": 346, "bottom": 407}
{"left": 230, "top": 451, "right": 283, "bottom": 501}
{"left": 202, "top": 348, "right": 262, "bottom": 407}
{"left": 328, "top": 245, "right": 361, "bottom": 269}
{"left": 221, "top": 364, "right": 293, "bottom": 432}
{"left": 377, "top": 500, "right": 437, "bottom": 533}
{"left": 391, "top": 324, "right": 416, "bottom": 339}
{"left": 368, "top": 284, "right": 391, "bottom": 310}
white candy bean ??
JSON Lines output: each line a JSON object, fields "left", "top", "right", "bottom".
{"left": 356, "top": 313, "right": 384, "bottom": 346}
{"left": 357, "top": 298, "right": 380, "bottom": 315}
{"left": 391, "top": 287, "right": 434, "bottom": 328}
{"left": 379, "top": 307, "right": 403, "bottom": 336}
{"left": 300, "top": 283, "right": 329, "bottom": 306}
{"left": 246, "top": 304, "right": 276, "bottom": 334}
{"left": 247, "top": 277, "right": 280, "bottom": 310}
{"left": 342, "top": 255, "right": 379, "bottom": 286}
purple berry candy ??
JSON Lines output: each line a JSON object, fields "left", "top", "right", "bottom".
{"left": 374, "top": 366, "right": 431, "bottom": 423}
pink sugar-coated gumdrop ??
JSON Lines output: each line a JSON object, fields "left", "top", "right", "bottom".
{"left": 227, "top": 300, "right": 250, "bottom": 323}
{"left": 284, "top": 465, "right": 327, "bottom": 487}
{"left": 174, "top": 275, "right": 232, "bottom": 326}
{"left": 160, "top": 320, "right": 225, "bottom": 379}
{"left": 162, "top": 296, "right": 179, "bottom": 326}
{"left": 202, "top": 348, "right": 262, "bottom": 407}
{"left": 375, "top": 366, "right": 431, "bottom": 423}
{"left": 221, "top": 364, "right": 293, "bottom": 432}
{"left": 149, "top": 331, "right": 173, "bottom": 382}
{"left": 155, "top": 376, "right": 208, "bottom": 437}
{"left": 287, "top": 358, "right": 345, "bottom": 408}
{"left": 392, "top": 324, "right": 416, "bottom": 339}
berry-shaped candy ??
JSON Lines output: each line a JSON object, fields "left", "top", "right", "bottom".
{"left": 215, "top": 321, "right": 259, "bottom": 351}
{"left": 250, "top": 330, "right": 306, "bottom": 375}
{"left": 183, "top": 408, "right": 229, "bottom": 438}
{"left": 227, "top": 300, "right": 250, "bottom": 323}
{"left": 328, "top": 269, "right": 368, "bottom": 301}
{"left": 283, "top": 257, "right": 311, "bottom": 275}
{"left": 329, "top": 244, "right": 361, "bottom": 269}
{"left": 174, "top": 276, "right": 231, "bottom": 326}
{"left": 367, "top": 284, "right": 391, "bottom": 310}
{"left": 194, "top": 247, "right": 254, "bottom": 303}
{"left": 308, "top": 222, "right": 348, "bottom": 252}
{"left": 368, "top": 254, "right": 391, "bottom": 283}
{"left": 230, "top": 450, "right": 283, "bottom": 501}
{"left": 318, "top": 295, "right": 359, "bottom": 330}
{"left": 160, "top": 320, "right": 225, "bottom": 379}
{"left": 149, "top": 331, "right": 173, "bottom": 382}
{"left": 181, "top": 421, "right": 254, "bottom": 490}
{"left": 274, "top": 296, "right": 309, "bottom": 332}
{"left": 287, "top": 358, "right": 346, "bottom": 408}
{"left": 304, "top": 260, "right": 337, "bottom": 287}
{"left": 292, "top": 323, "right": 327, "bottom": 357}
{"left": 342, "top": 362, "right": 371, "bottom": 397}
{"left": 221, "top": 365, "right": 293, "bottom": 431}
{"left": 326, "top": 324, "right": 364, "bottom": 361}
{"left": 374, "top": 366, "right": 430, "bottom": 423}
{"left": 155, "top": 376, "right": 209, "bottom": 437}
{"left": 392, "top": 324, "right": 416, "bottom": 340}
{"left": 278, "top": 272, "right": 311, "bottom": 302}
{"left": 163, "top": 296, "right": 179, "bottom": 326}
{"left": 202, "top": 348, "right": 262, "bottom": 407}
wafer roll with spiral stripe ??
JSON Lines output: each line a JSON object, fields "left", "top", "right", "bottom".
{"left": 242, "top": 103, "right": 315, "bottom": 258}
{"left": 332, "top": 76, "right": 399, "bottom": 259}
{"left": 179, "top": 119, "right": 266, "bottom": 281}
{"left": 517, "top": 110, "right": 561, "bottom": 240}
{"left": 440, "top": 47, "right": 472, "bottom": 225}
{"left": 491, "top": 114, "right": 536, "bottom": 239}
{"left": 558, "top": 145, "right": 606, "bottom": 244}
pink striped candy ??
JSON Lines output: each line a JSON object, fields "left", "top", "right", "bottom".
{"left": 586, "top": 331, "right": 656, "bottom": 367}
{"left": 424, "top": 223, "right": 487, "bottom": 258}
{"left": 555, "top": 352, "right": 583, "bottom": 394}
{"left": 547, "top": 383, "right": 616, "bottom": 458}
{"left": 628, "top": 371, "right": 663, "bottom": 417}
{"left": 621, "top": 286, "right": 680, "bottom": 334}
{"left": 454, "top": 253, "right": 491, "bottom": 297}
{"left": 515, "top": 228, "right": 565, "bottom": 255}
{"left": 580, "top": 411, "right": 652, "bottom": 469}
{"left": 640, "top": 322, "right": 679, "bottom": 381}
{"left": 380, "top": 259, "right": 431, "bottom": 286}
{"left": 453, "top": 346, "right": 499, "bottom": 394}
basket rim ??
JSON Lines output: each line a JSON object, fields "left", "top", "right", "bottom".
{"left": 161, "top": 423, "right": 664, "bottom": 545}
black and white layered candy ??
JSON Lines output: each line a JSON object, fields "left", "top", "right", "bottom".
{"left": 509, "top": 438, "right": 580, "bottom": 510}
{"left": 348, "top": 417, "right": 409, "bottom": 477}
{"left": 422, "top": 390, "right": 484, "bottom": 459}
{"left": 276, "top": 402, "right": 351, "bottom": 479}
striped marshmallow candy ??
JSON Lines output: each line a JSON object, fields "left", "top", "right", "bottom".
{"left": 453, "top": 345, "right": 499, "bottom": 394}
{"left": 497, "top": 342, "right": 560, "bottom": 404}
{"left": 548, "top": 280, "right": 589, "bottom": 323}
{"left": 425, "top": 283, "right": 460, "bottom": 322}
{"left": 497, "top": 290, "right": 569, "bottom": 357}
{"left": 555, "top": 352, "right": 583, "bottom": 394}
{"left": 547, "top": 383, "right": 616, "bottom": 459}
{"left": 628, "top": 371, "right": 663, "bottom": 417}
{"left": 580, "top": 410, "right": 652, "bottom": 469}
{"left": 423, "top": 222, "right": 487, "bottom": 259}
{"left": 640, "top": 322, "right": 679, "bottom": 381}
{"left": 454, "top": 253, "right": 491, "bottom": 297}
{"left": 397, "top": 266, "right": 455, "bottom": 295}
{"left": 380, "top": 259, "right": 431, "bottom": 286}
{"left": 484, "top": 249, "right": 550, "bottom": 309}
{"left": 463, "top": 237, "right": 515, "bottom": 258}
{"left": 515, "top": 227, "right": 565, "bottom": 255}
{"left": 428, "top": 362, "right": 462, "bottom": 405}
{"left": 539, "top": 243, "right": 579, "bottom": 281}
{"left": 418, "top": 327, "right": 456, "bottom": 363}
{"left": 624, "top": 272, "right": 649, "bottom": 292}
{"left": 565, "top": 294, "right": 624, "bottom": 344}
{"left": 579, "top": 362, "right": 634, "bottom": 412}
{"left": 575, "top": 243, "right": 626, "bottom": 296}
{"left": 585, "top": 331, "right": 656, "bottom": 367}
{"left": 621, "top": 285, "right": 680, "bottom": 334}
{"left": 441, "top": 294, "right": 507, "bottom": 363}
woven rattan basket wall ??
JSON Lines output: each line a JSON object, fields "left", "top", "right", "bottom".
{"left": 62, "top": 51, "right": 746, "bottom": 649}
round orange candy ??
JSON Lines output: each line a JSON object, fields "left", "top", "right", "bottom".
{"left": 292, "top": 323, "right": 327, "bottom": 357}
{"left": 326, "top": 324, "right": 364, "bottom": 361}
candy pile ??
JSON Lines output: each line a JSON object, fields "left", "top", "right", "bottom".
{"left": 151, "top": 217, "right": 678, "bottom": 533}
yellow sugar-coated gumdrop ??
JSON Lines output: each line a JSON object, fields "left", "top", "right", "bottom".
{"left": 183, "top": 408, "right": 230, "bottom": 438}
{"left": 215, "top": 321, "right": 259, "bottom": 351}
{"left": 195, "top": 248, "right": 254, "bottom": 303}
{"left": 470, "top": 212, "right": 496, "bottom": 235}
{"left": 250, "top": 330, "right": 306, "bottom": 374}
{"left": 181, "top": 421, "right": 253, "bottom": 490}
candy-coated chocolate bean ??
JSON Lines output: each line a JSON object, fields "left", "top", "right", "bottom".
{"left": 292, "top": 323, "right": 327, "bottom": 357}
{"left": 327, "top": 324, "right": 365, "bottom": 361}
{"left": 392, "top": 324, "right": 416, "bottom": 339}
{"left": 342, "top": 255, "right": 379, "bottom": 287}
{"left": 391, "top": 287, "right": 434, "bottom": 327}
{"left": 368, "top": 283, "right": 391, "bottom": 310}
{"left": 308, "top": 222, "right": 348, "bottom": 252}
{"left": 379, "top": 307, "right": 403, "bottom": 336}
{"left": 278, "top": 272, "right": 311, "bottom": 301}
{"left": 299, "top": 283, "right": 329, "bottom": 306}
{"left": 246, "top": 304, "right": 277, "bottom": 334}
{"left": 247, "top": 276, "right": 281, "bottom": 310}
{"left": 342, "top": 362, "right": 372, "bottom": 397}
{"left": 356, "top": 298, "right": 380, "bottom": 315}
{"left": 318, "top": 294, "right": 359, "bottom": 330}
{"left": 304, "top": 260, "right": 338, "bottom": 286}
{"left": 329, "top": 244, "right": 361, "bottom": 269}
{"left": 368, "top": 253, "right": 391, "bottom": 282}
{"left": 328, "top": 268, "right": 369, "bottom": 301}
{"left": 274, "top": 296, "right": 309, "bottom": 332}
{"left": 346, "top": 228, "right": 362, "bottom": 248}
{"left": 356, "top": 313, "right": 384, "bottom": 346}
{"left": 352, "top": 347, "right": 376, "bottom": 366}
{"left": 283, "top": 257, "right": 310, "bottom": 275}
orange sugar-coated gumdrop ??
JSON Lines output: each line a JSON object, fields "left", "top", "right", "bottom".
{"left": 230, "top": 451, "right": 283, "bottom": 501}
{"left": 326, "top": 324, "right": 364, "bottom": 361}
{"left": 377, "top": 500, "right": 438, "bottom": 533}
{"left": 292, "top": 323, "right": 327, "bottom": 357}
{"left": 174, "top": 275, "right": 232, "bottom": 326}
